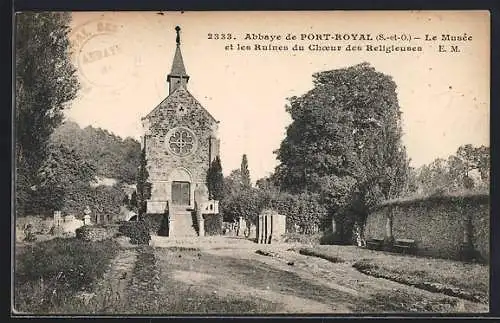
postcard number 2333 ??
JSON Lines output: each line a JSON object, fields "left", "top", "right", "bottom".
{"left": 207, "top": 33, "right": 233, "bottom": 40}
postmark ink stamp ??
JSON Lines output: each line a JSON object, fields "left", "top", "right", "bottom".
{"left": 70, "top": 19, "right": 139, "bottom": 99}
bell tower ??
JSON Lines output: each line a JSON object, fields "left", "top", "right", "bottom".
{"left": 167, "top": 26, "right": 190, "bottom": 95}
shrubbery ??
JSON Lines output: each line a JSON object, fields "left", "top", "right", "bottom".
{"left": 142, "top": 214, "right": 164, "bottom": 234}
{"left": 221, "top": 188, "right": 262, "bottom": 223}
{"left": 222, "top": 188, "right": 329, "bottom": 234}
{"left": 118, "top": 220, "right": 151, "bottom": 245}
{"left": 204, "top": 214, "right": 223, "bottom": 236}
{"left": 14, "top": 237, "right": 120, "bottom": 312}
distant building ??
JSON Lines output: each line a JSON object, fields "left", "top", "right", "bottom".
{"left": 141, "top": 26, "right": 220, "bottom": 217}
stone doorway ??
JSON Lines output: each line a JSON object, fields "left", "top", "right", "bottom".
{"left": 172, "top": 181, "right": 190, "bottom": 205}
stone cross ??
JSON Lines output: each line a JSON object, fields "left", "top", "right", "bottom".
{"left": 175, "top": 26, "right": 181, "bottom": 45}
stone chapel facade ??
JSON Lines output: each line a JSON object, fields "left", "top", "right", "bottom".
{"left": 141, "top": 26, "right": 220, "bottom": 215}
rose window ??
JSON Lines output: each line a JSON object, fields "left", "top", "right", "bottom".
{"left": 167, "top": 127, "right": 196, "bottom": 156}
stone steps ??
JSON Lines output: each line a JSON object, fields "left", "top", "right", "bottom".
{"left": 170, "top": 210, "right": 197, "bottom": 238}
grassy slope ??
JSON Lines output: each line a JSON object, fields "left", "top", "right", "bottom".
{"left": 14, "top": 238, "right": 121, "bottom": 314}
{"left": 299, "top": 245, "right": 488, "bottom": 303}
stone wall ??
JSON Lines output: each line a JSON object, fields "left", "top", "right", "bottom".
{"left": 364, "top": 193, "right": 489, "bottom": 261}
{"left": 470, "top": 202, "right": 489, "bottom": 261}
{"left": 143, "top": 86, "right": 219, "bottom": 211}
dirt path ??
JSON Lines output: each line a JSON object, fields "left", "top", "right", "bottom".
{"left": 73, "top": 237, "right": 138, "bottom": 313}
{"left": 87, "top": 236, "right": 487, "bottom": 314}
{"left": 147, "top": 236, "right": 487, "bottom": 314}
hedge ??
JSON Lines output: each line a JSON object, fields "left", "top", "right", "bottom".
{"left": 204, "top": 214, "right": 223, "bottom": 236}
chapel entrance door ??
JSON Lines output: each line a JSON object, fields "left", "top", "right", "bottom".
{"left": 171, "top": 181, "right": 190, "bottom": 205}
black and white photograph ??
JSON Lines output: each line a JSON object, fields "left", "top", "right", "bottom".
{"left": 13, "top": 11, "right": 490, "bottom": 315}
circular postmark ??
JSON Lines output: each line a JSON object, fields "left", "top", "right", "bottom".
{"left": 70, "top": 19, "right": 139, "bottom": 99}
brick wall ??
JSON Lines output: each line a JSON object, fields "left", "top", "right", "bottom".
{"left": 365, "top": 194, "right": 489, "bottom": 261}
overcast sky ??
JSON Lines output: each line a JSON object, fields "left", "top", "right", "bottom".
{"left": 66, "top": 11, "right": 489, "bottom": 181}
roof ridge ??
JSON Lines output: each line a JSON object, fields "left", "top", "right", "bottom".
{"left": 142, "top": 86, "right": 217, "bottom": 123}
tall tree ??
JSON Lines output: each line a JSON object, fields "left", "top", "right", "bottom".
{"left": 15, "top": 12, "right": 79, "bottom": 215}
{"left": 206, "top": 156, "right": 224, "bottom": 200}
{"left": 240, "top": 154, "right": 251, "bottom": 189}
{"left": 50, "top": 121, "right": 142, "bottom": 183}
{"left": 35, "top": 144, "right": 96, "bottom": 214}
{"left": 448, "top": 144, "right": 489, "bottom": 190}
{"left": 223, "top": 169, "right": 243, "bottom": 197}
{"left": 274, "top": 62, "right": 409, "bottom": 239}
{"left": 136, "top": 147, "right": 151, "bottom": 219}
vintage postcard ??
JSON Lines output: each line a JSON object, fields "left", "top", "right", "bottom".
{"left": 13, "top": 11, "right": 490, "bottom": 315}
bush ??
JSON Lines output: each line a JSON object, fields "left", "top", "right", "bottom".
{"left": 282, "top": 232, "right": 322, "bottom": 244}
{"left": 75, "top": 225, "right": 116, "bottom": 241}
{"left": 204, "top": 214, "right": 223, "bottom": 236}
{"left": 221, "top": 188, "right": 262, "bottom": 223}
{"left": 15, "top": 238, "right": 120, "bottom": 293}
{"left": 319, "top": 230, "right": 343, "bottom": 245}
{"left": 118, "top": 221, "right": 151, "bottom": 245}
{"left": 142, "top": 214, "right": 164, "bottom": 234}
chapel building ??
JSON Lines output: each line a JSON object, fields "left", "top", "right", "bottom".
{"left": 141, "top": 26, "right": 220, "bottom": 220}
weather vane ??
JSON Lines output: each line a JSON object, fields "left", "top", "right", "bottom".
{"left": 175, "top": 26, "right": 181, "bottom": 45}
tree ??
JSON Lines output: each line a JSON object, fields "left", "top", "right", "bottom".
{"left": 50, "top": 121, "right": 142, "bottom": 184}
{"left": 255, "top": 176, "right": 278, "bottom": 191}
{"left": 130, "top": 191, "right": 138, "bottom": 210}
{"left": 136, "top": 148, "right": 151, "bottom": 219}
{"left": 223, "top": 169, "right": 243, "bottom": 197}
{"left": 448, "top": 144, "right": 489, "bottom": 190}
{"left": 206, "top": 156, "right": 224, "bottom": 200}
{"left": 417, "top": 158, "right": 452, "bottom": 194}
{"left": 412, "top": 145, "right": 490, "bottom": 195}
{"left": 35, "top": 144, "right": 96, "bottom": 214}
{"left": 274, "top": 62, "right": 409, "bottom": 241}
{"left": 16, "top": 12, "right": 79, "bottom": 215}
{"left": 240, "top": 154, "right": 251, "bottom": 189}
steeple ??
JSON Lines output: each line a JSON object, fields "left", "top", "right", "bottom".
{"left": 167, "top": 26, "right": 190, "bottom": 95}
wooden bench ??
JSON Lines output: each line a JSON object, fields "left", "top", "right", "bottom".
{"left": 366, "top": 238, "right": 384, "bottom": 250}
{"left": 393, "top": 238, "right": 416, "bottom": 254}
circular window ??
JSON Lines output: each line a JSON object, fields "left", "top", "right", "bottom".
{"left": 166, "top": 127, "right": 197, "bottom": 157}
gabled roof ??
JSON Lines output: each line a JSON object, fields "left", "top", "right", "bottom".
{"left": 142, "top": 85, "right": 217, "bottom": 123}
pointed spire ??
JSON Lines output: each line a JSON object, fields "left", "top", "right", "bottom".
{"left": 170, "top": 44, "right": 188, "bottom": 76}
{"left": 167, "top": 26, "right": 189, "bottom": 94}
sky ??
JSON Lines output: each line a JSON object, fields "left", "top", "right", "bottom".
{"left": 65, "top": 11, "right": 490, "bottom": 181}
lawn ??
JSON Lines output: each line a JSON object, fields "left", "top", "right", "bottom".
{"left": 298, "top": 245, "right": 489, "bottom": 304}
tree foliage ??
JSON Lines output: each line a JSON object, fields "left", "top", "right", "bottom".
{"left": 412, "top": 144, "right": 489, "bottom": 195}
{"left": 222, "top": 188, "right": 328, "bottom": 233}
{"left": 50, "top": 121, "right": 141, "bottom": 184}
{"left": 15, "top": 12, "right": 79, "bottom": 215}
{"left": 221, "top": 188, "right": 262, "bottom": 223}
{"left": 240, "top": 154, "right": 251, "bottom": 189}
{"left": 206, "top": 156, "right": 224, "bottom": 200}
{"left": 32, "top": 144, "right": 97, "bottom": 214}
{"left": 273, "top": 63, "right": 409, "bottom": 239}
{"left": 255, "top": 176, "right": 277, "bottom": 191}
{"left": 23, "top": 144, "right": 126, "bottom": 220}
{"left": 136, "top": 147, "right": 151, "bottom": 218}
{"left": 223, "top": 169, "right": 243, "bottom": 197}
